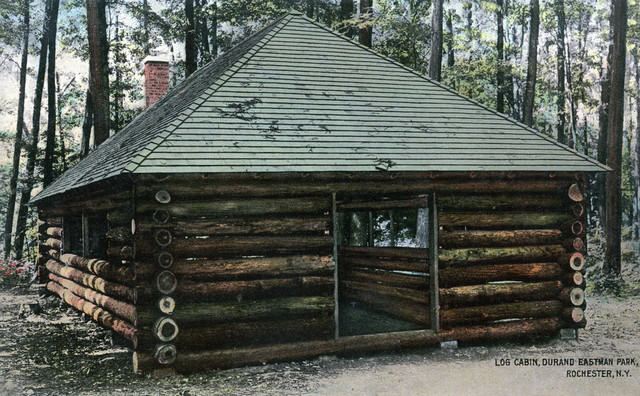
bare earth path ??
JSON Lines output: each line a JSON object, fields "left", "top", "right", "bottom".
{"left": 0, "top": 285, "right": 639, "bottom": 395}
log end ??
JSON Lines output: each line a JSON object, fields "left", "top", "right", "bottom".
{"left": 568, "top": 184, "right": 584, "bottom": 202}
{"left": 153, "top": 316, "right": 179, "bottom": 342}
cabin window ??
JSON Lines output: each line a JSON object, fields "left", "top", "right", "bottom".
{"left": 335, "top": 195, "right": 437, "bottom": 337}
{"left": 86, "top": 213, "right": 108, "bottom": 258}
{"left": 62, "top": 213, "right": 108, "bottom": 259}
{"left": 63, "top": 216, "right": 83, "bottom": 255}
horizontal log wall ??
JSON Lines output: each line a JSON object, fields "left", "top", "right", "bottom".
{"left": 37, "top": 172, "right": 590, "bottom": 376}
{"left": 37, "top": 186, "right": 149, "bottom": 349}
{"left": 437, "top": 179, "right": 587, "bottom": 330}
{"left": 338, "top": 245, "right": 430, "bottom": 325}
{"left": 133, "top": 186, "right": 335, "bottom": 362}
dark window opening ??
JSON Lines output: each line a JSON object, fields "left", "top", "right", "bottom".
{"left": 63, "top": 213, "right": 108, "bottom": 259}
{"left": 87, "top": 213, "right": 108, "bottom": 259}
{"left": 63, "top": 216, "right": 83, "bottom": 255}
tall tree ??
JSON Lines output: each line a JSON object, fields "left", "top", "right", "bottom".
{"left": 555, "top": 0, "right": 567, "bottom": 146}
{"left": 340, "top": 0, "right": 354, "bottom": 35}
{"left": 496, "top": 0, "right": 505, "bottom": 113}
{"left": 80, "top": 91, "right": 93, "bottom": 158}
{"left": 210, "top": 0, "right": 217, "bottom": 58}
{"left": 185, "top": 0, "right": 197, "bottom": 77}
{"left": 14, "top": 0, "right": 57, "bottom": 259}
{"left": 604, "top": 0, "right": 628, "bottom": 280}
{"left": 359, "top": 0, "right": 372, "bottom": 48}
{"left": 341, "top": 0, "right": 354, "bottom": 20}
{"left": 596, "top": 3, "right": 615, "bottom": 226}
{"left": 195, "top": 0, "right": 211, "bottom": 64}
{"left": 522, "top": 0, "right": 539, "bottom": 126}
{"left": 86, "top": 0, "right": 110, "bottom": 146}
{"left": 429, "top": 0, "right": 443, "bottom": 81}
{"left": 634, "top": 51, "right": 640, "bottom": 242}
{"left": 4, "top": 0, "right": 30, "bottom": 259}
{"left": 42, "top": 0, "right": 61, "bottom": 187}
{"left": 142, "top": 0, "right": 150, "bottom": 54}
{"left": 445, "top": 10, "right": 454, "bottom": 70}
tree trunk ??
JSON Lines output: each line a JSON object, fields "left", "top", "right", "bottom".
{"left": 3, "top": 0, "right": 30, "bottom": 259}
{"left": 340, "top": 0, "right": 354, "bottom": 36}
{"left": 42, "top": 0, "right": 60, "bottom": 187}
{"left": 14, "top": 0, "right": 53, "bottom": 259}
{"left": 80, "top": 89, "right": 93, "bottom": 157}
{"left": 604, "top": 0, "right": 628, "bottom": 280}
{"left": 55, "top": 73, "right": 67, "bottom": 171}
{"left": 523, "top": 0, "right": 539, "bottom": 126}
{"left": 142, "top": 0, "right": 150, "bottom": 54}
{"left": 555, "top": 0, "right": 567, "bottom": 146}
{"left": 196, "top": 0, "right": 211, "bottom": 63}
{"left": 633, "top": 52, "right": 640, "bottom": 243}
{"left": 630, "top": 50, "right": 640, "bottom": 244}
{"left": 185, "top": 0, "right": 197, "bottom": 77}
{"left": 565, "top": 33, "right": 579, "bottom": 149}
{"left": 496, "top": 0, "right": 505, "bottom": 113}
{"left": 597, "top": 3, "right": 615, "bottom": 227}
{"left": 210, "top": 0, "right": 217, "bottom": 58}
{"left": 86, "top": 0, "right": 109, "bottom": 146}
{"left": 445, "top": 10, "right": 455, "bottom": 72}
{"left": 358, "top": 0, "right": 372, "bottom": 48}
{"left": 429, "top": 0, "right": 443, "bottom": 81}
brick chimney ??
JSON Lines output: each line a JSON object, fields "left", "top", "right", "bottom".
{"left": 143, "top": 57, "right": 169, "bottom": 108}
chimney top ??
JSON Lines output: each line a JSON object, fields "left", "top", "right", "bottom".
{"left": 143, "top": 57, "right": 170, "bottom": 109}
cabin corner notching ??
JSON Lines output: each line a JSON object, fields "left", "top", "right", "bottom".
{"left": 32, "top": 11, "right": 604, "bottom": 376}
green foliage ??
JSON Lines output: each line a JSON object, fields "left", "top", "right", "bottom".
{"left": 0, "top": 0, "right": 22, "bottom": 47}
{"left": 374, "top": 0, "right": 430, "bottom": 73}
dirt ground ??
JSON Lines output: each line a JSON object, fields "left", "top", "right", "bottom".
{"left": 0, "top": 284, "right": 639, "bottom": 396}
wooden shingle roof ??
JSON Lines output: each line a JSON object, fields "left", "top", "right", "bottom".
{"left": 33, "top": 11, "right": 606, "bottom": 203}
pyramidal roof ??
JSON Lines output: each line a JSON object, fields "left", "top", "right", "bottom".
{"left": 34, "top": 11, "right": 606, "bottom": 203}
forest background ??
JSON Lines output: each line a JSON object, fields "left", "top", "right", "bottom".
{"left": 0, "top": 0, "right": 638, "bottom": 287}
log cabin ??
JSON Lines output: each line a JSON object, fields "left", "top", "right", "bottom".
{"left": 32, "top": 11, "right": 607, "bottom": 376}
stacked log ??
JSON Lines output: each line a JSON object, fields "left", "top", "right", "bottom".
{"left": 36, "top": 214, "right": 63, "bottom": 283}
{"left": 559, "top": 182, "right": 587, "bottom": 328}
{"left": 132, "top": 188, "right": 335, "bottom": 372}
{"left": 338, "top": 244, "right": 430, "bottom": 325}
{"left": 36, "top": 172, "right": 592, "bottom": 376}
{"left": 438, "top": 181, "right": 587, "bottom": 330}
